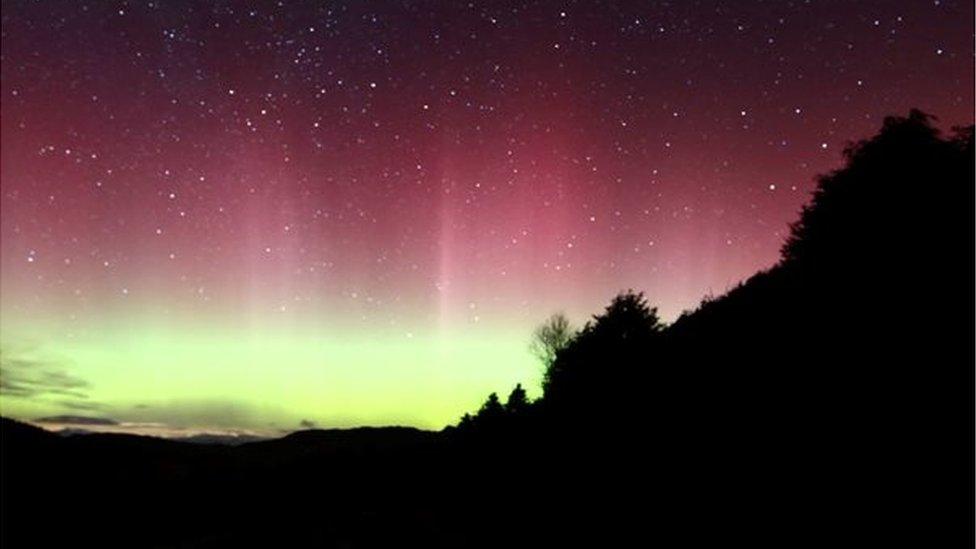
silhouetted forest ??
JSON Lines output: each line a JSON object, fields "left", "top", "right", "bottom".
{"left": 2, "top": 111, "right": 973, "bottom": 547}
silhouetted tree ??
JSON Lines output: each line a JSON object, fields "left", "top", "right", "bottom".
{"left": 476, "top": 392, "right": 504, "bottom": 421}
{"left": 531, "top": 313, "right": 574, "bottom": 389}
{"left": 586, "top": 290, "right": 663, "bottom": 340}
{"left": 504, "top": 383, "right": 529, "bottom": 415}
{"left": 543, "top": 291, "right": 664, "bottom": 414}
{"left": 782, "top": 109, "right": 971, "bottom": 276}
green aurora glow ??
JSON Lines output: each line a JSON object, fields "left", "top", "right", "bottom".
{"left": 0, "top": 310, "right": 542, "bottom": 432}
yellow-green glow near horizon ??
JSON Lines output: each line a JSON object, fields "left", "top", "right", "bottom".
{"left": 0, "top": 320, "right": 541, "bottom": 432}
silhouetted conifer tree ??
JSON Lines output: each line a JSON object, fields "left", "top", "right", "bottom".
{"left": 504, "top": 383, "right": 529, "bottom": 415}
{"left": 477, "top": 392, "right": 504, "bottom": 421}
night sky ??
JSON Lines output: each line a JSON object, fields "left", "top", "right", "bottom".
{"left": 1, "top": 1, "right": 972, "bottom": 434}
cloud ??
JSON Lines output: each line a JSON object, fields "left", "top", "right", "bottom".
{"left": 31, "top": 419, "right": 266, "bottom": 440}
{"left": 107, "top": 399, "right": 305, "bottom": 437}
{"left": 55, "top": 399, "right": 107, "bottom": 411}
{"left": 2, "top": 346, "right": 303, "bottom": 435}
{"left": 122, "top": 399, "right": 263, "bottom": 429}
{"left": 35, "top": 415, "right": 118, "bottom": 426}
{"left": 0, "top": 351, "right": 94, "bottom": 410}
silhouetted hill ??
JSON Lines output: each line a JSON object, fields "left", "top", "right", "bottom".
{"left": 236, "top": 426, "right": 440, "bottom": 465}
{"left": 173, "top": 433, "right": 267, "bottom": 445}
{"left": 0, "top": 416, "right": 58, "bottom": 444}
{"left": 276, "top": 425, "right": 431, "bottom": 445}
{"left": 0, "top": 417, "right": 461, "bottom": 547}
{"left": 455, "top": 110, "right": 974, "bottom": 546}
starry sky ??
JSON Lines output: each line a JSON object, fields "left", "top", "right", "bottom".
{"left": 1, "top": 0, "right": 972, "bottom": 434}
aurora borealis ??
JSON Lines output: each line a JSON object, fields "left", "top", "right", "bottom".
{"left": 1, "top": 1, "right": 973, "bottom": 434}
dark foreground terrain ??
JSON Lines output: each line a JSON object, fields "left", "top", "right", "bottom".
{"left": 3, "top": 112, "right": 973, "bottom": 547}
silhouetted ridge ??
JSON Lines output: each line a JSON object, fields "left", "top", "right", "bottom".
{"left": 279, "top": 425, "right": 427, "bottom": 442}
{"left": 172, "top": 433, "right": 267, "bottom": 445}
{"left": 252, "top": 425, "right": 434, "bottom": 452}
{"left": 452, "top": 110, "right": 974, "bottom": 546}
{"left": 1, "top": 416, "right": 58, "bottom": 443}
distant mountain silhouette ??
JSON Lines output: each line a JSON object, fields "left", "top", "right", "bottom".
{"left": 1, "top": 416, "right": 450, "bottom": 548}
{"left": 170, "top": 433, "right": 268, "bottom": 446}
{"left": 2, "top": 111, "right": 972, "bottom": 548}
{"left": 1, "top": 416, "right": 57, "bottom": 444}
